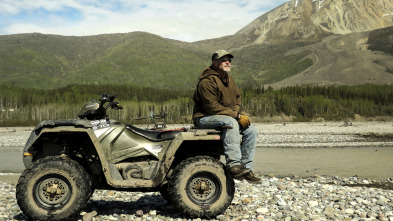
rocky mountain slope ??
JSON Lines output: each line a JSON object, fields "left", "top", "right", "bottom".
{"left": 235, "top": 0, "right": 393, "bottom": 45}
{"left": 267, "top": 27, "right": 393, "bottom": 88}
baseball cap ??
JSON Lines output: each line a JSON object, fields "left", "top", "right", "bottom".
{"left": 211, "top": 50, "right": 234, "bottom": 61}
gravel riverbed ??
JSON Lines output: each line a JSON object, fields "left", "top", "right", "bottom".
{"left": 1, "top": 122, "right": 393, "bottom": 148}
{"left": 2, "top": 176, "right": 393, "bottom": 221}
{"left": 0, "top": 122, "right": 393, "bottom": 221}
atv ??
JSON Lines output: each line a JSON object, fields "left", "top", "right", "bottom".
{"left": 16, "top": 93, "right": 235, "bottom": 220}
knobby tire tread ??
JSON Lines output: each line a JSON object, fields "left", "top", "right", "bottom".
{"left": 167, "top": 155, "right": 234, "bottom": 218}
{"left": 16, "top": 156, "right": 92, "bottom": 221}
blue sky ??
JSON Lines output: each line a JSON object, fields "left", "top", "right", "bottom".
{"left": 0, "top": 0, "right": 288, "bottom": 42}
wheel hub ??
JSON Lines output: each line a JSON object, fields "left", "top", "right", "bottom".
{"left": 44, "top": 182, "right": 65, "bottom": 199}
{"left": 194, "top": 179, "right": 211, "bottom": 195}
{"left": 36, "top": 177, "right": 71, "bottom": 207}
{"left": 189, "top": 176, "right": 217, "bottom": 202}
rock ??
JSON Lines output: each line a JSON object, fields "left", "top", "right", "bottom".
{"left": 257, "top": 215, "right": 265, "bottom": 221}
{"left": 308, "top": 201, "right": 318, "bottom": 207}
{"left": 277, "top": 184, "right": 287, "bottom": 190}
{"left": 256, "top": 207, "right": 269, "bottom": 215}
{"left": 107, "top": 215, "right": 118, "bottom": 221}
{"left": 324, "top": 206, "right": 336, "bottom": 218}
{"left": 359, "top": 212, "right": 367, "bottom": 218}
{"left": 216, "top": 214, "right": 226, "bottom": 220}
{"left": 368, "top": 212, "right": 378, "bottom": 218}
{"left": 82, "top": 211, "right": 97, "bottom": 221}
{"left": 242, "top": 198, "right": 251, "bottom": 204}
{"left": 298, "top": 214, "right": 309, "bottom": 220}
{"left": 119, "top": 216, "right": 128, "bottom": 221}
{"left": 277, "top": 198, "right": 287, "bottom": 206}
{"left": 135, "top": 210, "right": 144, "bottom": 217}
{"left": 345, "top": 209, "right": 355, "bottom": 215}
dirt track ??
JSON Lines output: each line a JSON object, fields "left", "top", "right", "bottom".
{"left": 269, "top": 33, "right": 393, "bottom": 88}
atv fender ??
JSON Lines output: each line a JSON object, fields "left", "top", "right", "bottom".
{"left": 23, "top": 119, "right": 95, "bottom": 167}
{"left": 22, "top": 120, "right": 116, "bottom": 184}
{"left": 23, "top": 125, "right": 137, "bottom": 189}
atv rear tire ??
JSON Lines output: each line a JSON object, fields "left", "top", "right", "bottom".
{"left": 16, "top": 156, "right": 92, "bottom": 221}
{"left": 168, "top": 156, "right": 234, "bottom": 218}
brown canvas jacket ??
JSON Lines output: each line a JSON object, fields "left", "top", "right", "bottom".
{"left": 193, "top": 67, "right": 241, "bottom": 119}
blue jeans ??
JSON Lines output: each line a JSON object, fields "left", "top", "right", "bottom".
{"left": 198, "top": 115, "right": 258, "bottom": 170}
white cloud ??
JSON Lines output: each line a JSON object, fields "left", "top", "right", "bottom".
{"left": 0, "top": 0, "right": 288, "bottom": 42}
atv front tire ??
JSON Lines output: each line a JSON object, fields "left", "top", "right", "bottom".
{"left": 159, "top": 183, "right": 171, "bottom": 202}
{"left": 168, "top": 156, "right": 234, "bottom": 218}
{"left": 16, "top": 156, "right": 92, "bottom": 221}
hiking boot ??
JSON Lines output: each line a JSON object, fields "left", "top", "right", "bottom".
{"left": 227, "top": 165, "right": 250, "bottom": 178}
{"left": 242, "top": 171, "right": 262, "bottom": 184}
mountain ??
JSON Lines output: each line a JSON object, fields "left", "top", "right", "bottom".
{"left": 195, "top": 0, "right": 393, "bottom": 87}
{"left": 235, "top": 0, "right": 393, "bottom": 45}
{"left": 267, "top": 27, "right": 393, "bottom": 88}
{"left": 1, "top": 0, "right": 393, "bottom": 89}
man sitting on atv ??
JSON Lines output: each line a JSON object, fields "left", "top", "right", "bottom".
{"left": 192, "top": 50, "right": 262, "bottom": 184}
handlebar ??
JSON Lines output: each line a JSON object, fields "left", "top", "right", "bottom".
{"left": 100, "top": 93, "right": 123, "bottom": 110}
{"left": 106, "top": 101, "right": 123, "bottom": 110}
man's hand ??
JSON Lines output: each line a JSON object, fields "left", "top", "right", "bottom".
{"left": 237, "top": 114, "right": 251, "bottom": 129}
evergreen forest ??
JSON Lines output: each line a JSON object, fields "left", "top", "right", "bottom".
{"left": 1, "top": 84, "right": 392, "bottom": 127}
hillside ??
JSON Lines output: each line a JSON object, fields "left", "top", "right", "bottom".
{"left": 63, "top": 33, "right": 209, "bottom": 89}
{"left": 0, "top": 32, "right": 210, "bottom": 89}
{"left": 1, "top": 0, "right": 393, "bottom": 89}
{"left": 267, "top": 27, "right": 393, "bottom": 88}
{"left": 0, "top": 33, "right": 135, "bottom": 88}
{"left": 0, "top": 32, "right": 315, "bottom": 89}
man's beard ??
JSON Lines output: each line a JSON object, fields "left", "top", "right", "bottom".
{"left": 223, "top": 67, "right": 231, "bottom": 72}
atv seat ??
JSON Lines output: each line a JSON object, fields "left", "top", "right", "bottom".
{"left": 125, "top": 124, "right": 184, "bottom": 142}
